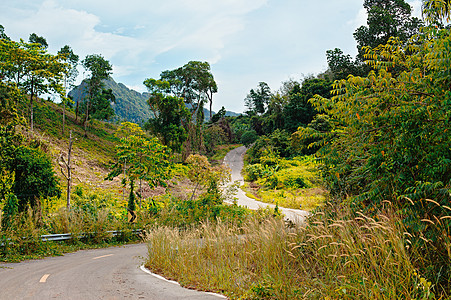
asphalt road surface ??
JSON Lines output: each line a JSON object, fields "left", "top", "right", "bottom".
{"left": 0, "top": 243, "right": 225, "bottom": 300}
{"left": 223, "top": 146, "right": 309, "bottom": 223}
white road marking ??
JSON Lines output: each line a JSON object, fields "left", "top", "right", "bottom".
{"left": 39, "top": 274, "right": 50, "bottom": 283}
{"left": 92, "top": 254, "right": 114, "bottom": 260}
{"left": 139, "top": 265, "right": 227, "bottom": 299}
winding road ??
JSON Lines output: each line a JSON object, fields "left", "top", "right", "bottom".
{"left": 0, "top": 146, "right": 307, "bottom": 299}
{"left": 223, "top": 146, "right": 309, "bottom": 223}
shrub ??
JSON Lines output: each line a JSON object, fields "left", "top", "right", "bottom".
{"left": 240, "top": 130, "right": 258, "bottom": 147}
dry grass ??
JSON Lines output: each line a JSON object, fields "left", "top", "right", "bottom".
{"left": 145, "top": 205, "right": 436, "bottom": 299}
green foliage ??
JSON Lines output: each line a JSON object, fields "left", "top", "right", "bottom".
{"left": 203, "top": 125, "right": 227, "bottom": 155}
{"left": 185, "top": 154, "right": 230, "bottom": 201}
{"left": 107, "top": 122, "right": 171, "bottom": 189}
{"left": 148, "top": 194, "right": 249, "bottom": 229}
{"left": 245, "top": 82, "right": 271, "bottom": 115}
{"left": 239, "top": 130, "right": 258, "bottom": 147}
{"left": 143, "top": 78, "right": 189, "bottom": 152}
{"left": 1, "top": 193, "right": 18, "bottom": 229}
{"left": 90, "top": 88, "right": 115, "bottom": 121}
{"left": 326, "top": 48, "right": 364, "bottom": 80}
{"left": 128, "top": 179, "right": 136, "bottom": 212}
{"left": 12, "top": 145, "right": 61, "bottom": 211}
{"left": 146, "top": 61, "right": 217, "bottom": 156}
{"left": 353, "top": 0, "right": 422, "bottom": 60}
{"left": 211, "top": 106, "right": 226, "bottom": 123}
{"left": 283, "top": 78, "right": 330, "bottom": 132}
{"left": 307, "top": 25, "right": 451, "bottom": 293}
{"left": 243, "top": 154, "right": 325, "bottom": 209}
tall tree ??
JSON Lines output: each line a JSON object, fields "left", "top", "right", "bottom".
{"left": 326, "top": 48, "right": 363, "bottom": 80}
{"left": 283, "top": 78, "right": 331, "bottom": 132}
{"left": 58, "top": 45, "right": 79, "bottom": 135}
{"left": 353, "top": 0, "right": 422, "bottom": 60}
{"left": 81, "top": 54, "right": 112, "bottom": 136}
{"left": 146, "top": 61, "right": 217, "bottom": 157}
{"left": 28, "top": 33, "right": 48, "bottom": 49}
{"left": 0, "top": 25, "right": 9, "bottom": 41}
{"left": 143, "top": 78, "right": 189, "bottom": 153}
{"left": 244, "top": 82, "right": 271, "bottom": 115}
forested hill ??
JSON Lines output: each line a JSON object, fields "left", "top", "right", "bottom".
{"left": 69, "top": 77, "right": 153, "bottom": 124}
{"left": 69, "top": 77, "right": 240, "bottom": 124}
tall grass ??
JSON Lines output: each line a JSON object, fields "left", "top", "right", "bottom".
{"left": 145, "top": 204, "right": 439, "bottom": 299}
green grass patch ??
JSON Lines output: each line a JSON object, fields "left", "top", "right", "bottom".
{"left": 242, "top": 155, "right": 327, "bottom": 210}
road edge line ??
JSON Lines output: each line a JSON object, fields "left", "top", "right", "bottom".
{"left": 139, "top": 265, "right": 227, "bottom": 299}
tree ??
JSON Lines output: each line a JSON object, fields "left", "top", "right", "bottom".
{"left": 143, "top": 78, "right": 189, "bottom": 153}
{"left": 326, "top": 48, "right": 363, "bottom": 80}
{"left": 81, "top": 54, "right": 112, "bottom": 136}
{"left": 353, "top": 0, "right": 422, "bottom": 60}
{"left": 28, "top": 33, "right": 48, "bottom": 49}
{"left": 90, "top": 88, "right": 116, "bottom": 121}
{"left": 185, "top": 154, "right": 230, "bottom": 202}
{"left": 211, "top": 106, "right": 226, "bottom": 123}
{"left": 283, "top": 78, "right": 330, "bottom": 132}
{"left": 145, "top": 61, "right": 217, "bottom": 157}
{"left": 244, "top": 82, "right": 271, "bottom": 115}
{"left": 107, "top": 122, "right": 171, "bottom": 209}
{"left": 22, "top": 43, "right": 65, "bottom": 131}
{"left": 12, "top": 145, "right": 61, "bottom": 211}
{"left": 0, "top": 24, "right": 9, "bottom": 41}
{"left": 58, "top": 45, "right": 79, "bottom": 135}
{"left": 308, "top": 25, "right": 451, "bottom": 291}
{"left": 423, "top": 0, "right": 451, "bottom": 24}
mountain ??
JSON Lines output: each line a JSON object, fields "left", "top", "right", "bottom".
{"left": 69, "top": 77, "right": 241, "bottom": 124}
{"left": 69, "top": 77, "right": 153, "bottom": 124}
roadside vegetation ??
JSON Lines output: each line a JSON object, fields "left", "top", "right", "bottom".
{"left": 145, "top": 1, "right": 451, "bottom": 299}
{"left": 1, "top": 1, "right": 451, "bottom": 299}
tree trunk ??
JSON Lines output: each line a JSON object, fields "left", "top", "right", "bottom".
{"left": 83, "top": 100, "right": 89, "bottom": 137}
{"left": 66, "top": 131, "right": 73, "bottom": 209}
{"left": 62, "top": 77, "right": 66, "bottom": 135}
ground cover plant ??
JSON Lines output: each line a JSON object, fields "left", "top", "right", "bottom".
{"left": 242, "top": 152, "right": 326, "bottom": 210}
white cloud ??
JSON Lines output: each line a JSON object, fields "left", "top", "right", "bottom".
{"left": 348, "top": 6, "right": 367, "bottom": 28}
{"left": 409, "top": 0, "right": 423, "bottom": 18}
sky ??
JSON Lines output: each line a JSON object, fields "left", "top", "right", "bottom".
{"left": 0, "top": 0, "right": 422, "bottom": 113}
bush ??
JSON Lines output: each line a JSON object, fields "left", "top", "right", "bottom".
{"left": 240, "top": 130, "right": 258, "bottom": 147}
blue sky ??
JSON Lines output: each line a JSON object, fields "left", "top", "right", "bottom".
{"left": 0, "top": 0, "right": 422, "bottom": 113}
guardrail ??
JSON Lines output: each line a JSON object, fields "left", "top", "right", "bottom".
{"left": 1, "top": 229, "right": 143, "bottom": 246}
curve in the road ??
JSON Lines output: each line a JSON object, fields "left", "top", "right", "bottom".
{"left": 223, "top": 146, "right": 309, "bottom": 223}
{"left": 0, "top": 244, "right": 225, "bottom": 300}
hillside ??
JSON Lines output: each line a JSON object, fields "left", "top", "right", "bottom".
{"left": 69, "top": 78, "right": 241, "bottom": 124}
{"left": 31, "top": 98, "right": 124, "bottom": 202}
{"left": 69, "top": 77, "right": 153, "bottom": 124}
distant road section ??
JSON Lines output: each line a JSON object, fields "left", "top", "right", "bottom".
{"left": 0, "top": 244, "right": 224, "bottom": 299}
{"left": 223, "top": 146, "right": 309, "bottom": 223}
